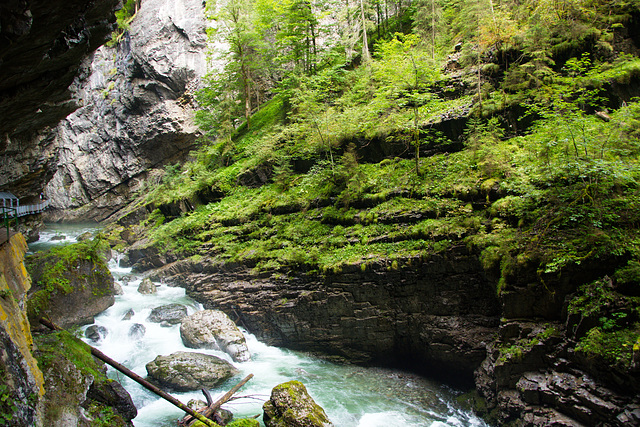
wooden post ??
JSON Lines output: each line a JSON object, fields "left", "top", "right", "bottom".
{"left": 39, "top": 319, "right": 220, "bottom": 427}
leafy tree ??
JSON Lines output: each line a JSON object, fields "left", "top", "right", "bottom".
{"left": 208, "top": 0, "right": 264, "bottom": 128}
{"left": 373, "top": 33, "right": 439, "bottom": 175}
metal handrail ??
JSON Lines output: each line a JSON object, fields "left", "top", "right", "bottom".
{"left": 1, "top": 200, "right": 50, "bottom": 241}
{"left": 1, "top": 207, "right": 17, "bottom": 241}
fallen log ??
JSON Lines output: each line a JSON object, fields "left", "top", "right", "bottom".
{"left": 179, "top": 374, "right": 254, "bottom": 426}
{"left": 39, "top": 318, "right": 220, "bottom": 427}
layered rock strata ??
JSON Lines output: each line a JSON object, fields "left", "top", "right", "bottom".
{"left": 159, "top": 248, "right": 501, "bottom": 382}
{"left": 0, "top": 233, "right": 45, "bottom": 425}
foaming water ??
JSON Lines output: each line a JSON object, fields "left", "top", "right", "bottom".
{"left": 32, "top": 224, "right": 488, "bottom": 427}
{"left": 27, "top": 222, "right": 101, "bottom": 253}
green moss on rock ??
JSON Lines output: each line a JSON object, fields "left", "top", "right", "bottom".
{"left": 263, "top": 380, "right": 333, "bottom": 427}
{"left": 34, "top": 330, "right": 135, "bottom": 426}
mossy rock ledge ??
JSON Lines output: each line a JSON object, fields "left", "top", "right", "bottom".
{"left": 263, "top": 381, "right": 333, "bottom": 427}
{"left": 34, "top": 331, "right": 136, "bottom": 427}
{"left": 26, "top": 241, "right": 116, "bottom": 329}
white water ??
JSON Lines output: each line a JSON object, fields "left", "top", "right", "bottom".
{"left": 31, "top": 224, "right": 488, "bottom": 427}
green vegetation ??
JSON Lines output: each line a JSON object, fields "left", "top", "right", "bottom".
{"left": 25, "top": 238, "right": 111, "bottom": 322}
{"left": 127, "top": 0, "right": 640, "bottom": 278}
{"left": 107, "top": 0, "right": 139, "bottom": 47}
{"left": 0, "top": 366, "right": 18, "bottom": 426}
{"left": 569, "top": 269, "right": 640, "bottom": 368}
{"left": 34, "top": 331, "right": 130, "bottom": 426}
{"left": 497, "top": 325, "right": 560, "bottom": 363}
{"left": 107, "top": 0, "right": 640, "bottom": 380}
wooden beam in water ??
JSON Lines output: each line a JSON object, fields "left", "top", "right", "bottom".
{"left": 39, "top": 318, "right": 223, "bottom": 427}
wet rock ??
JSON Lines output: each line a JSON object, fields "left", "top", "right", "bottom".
{"left": 474, "top": 319, "right": 640, "bottom": 426}
{"left": 50, "top": 235, "right": 66, "bottom": 241}
{"left": 263, "top": 380, "right": 333, "bottom": 427}
{"left": 114, "top": 282, "right": 124, "bottom": 295}
{"left": 147, "top": 304, "right": 188, "bottom": 324}
{"left": 171, "top": 250, "right": 499, "bottom": 378}
{"left": 128, "top": 323, "right": 146, "bottom": 340}
{"left": 35, "top": 331, "right": 136, "bottom": 426}
{"left": 76, "top": 231, "right": 93, "bottom": 241}
{"left": 137, "top": 278, "right": 157, "bottom": 295}
{"left": 86, "top": 377, "right": 138, "bottom": 421}
{"left": 85, "top": 325, "right": 108, "bottom": 342}
{"left": 122, "top": 309, "right": 135, "bottom": 321}
{"left": 145, "top": 351, "right": 239, "bottom": 391}
{"left": 180, "top": 309, "right": 251, "bottom": 362}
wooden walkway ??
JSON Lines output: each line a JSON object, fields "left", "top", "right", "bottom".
{"left": 3, "top": 200, "right": 50, "bottom": 218}
{"left": 1, "top": 200, "right": 50, "bottom": 244}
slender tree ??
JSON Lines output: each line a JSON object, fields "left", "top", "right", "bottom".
{"left": 360, "top": 0, "right": 371, "bottom": 62}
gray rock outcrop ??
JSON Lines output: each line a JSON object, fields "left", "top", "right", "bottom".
{"left": 145, "top": 351, "right": 239, "bottom": 391}
{"left": 170, "top": 249, "right": 499, "bottom": 378}
{"left": 0, "top": 0, "right": 118, "bottom": 200}
{"left": 180, "top": 310, "right": 251, "bottom": 362}
{"left": 147, "top": 303, "right": 188, "bottom": 324}
{"left": 263, "top": 381, "right": 333, "bottom": 427}
{"left": 137, "top": 278, "right": 157, "bottom": 294}
{"left": 43, "top": 0, "right": 211, "bottom": 222}
{"left": 128, "top": 323, "right": 146, "bottom": 339}
{"left": 85, "top": 325, "right": 109, "bottom": 342}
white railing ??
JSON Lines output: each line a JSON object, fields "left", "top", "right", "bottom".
{"left": 2, "top": 200, "right": 50, "bottom": 218}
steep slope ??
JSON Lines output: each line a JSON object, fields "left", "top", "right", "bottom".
{"left": 105, "top": 0, "right": 640, "bottom": 424}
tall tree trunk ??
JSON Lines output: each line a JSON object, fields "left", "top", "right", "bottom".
{"left": 360, "top": 0, "right": 371, "bottom": 62}
{"left": 242, "top": 62, "right": 251, "bottom": 128}
{"left": 431, "top": 0, "right": 436, "bottom": 59}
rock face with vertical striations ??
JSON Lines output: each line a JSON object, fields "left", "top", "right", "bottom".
{"left": 0, "top": 0, "right": 119, "bottom": 200}
{"left": 0, "top": 233, "right": 45, "bottom": 426}
{"left": 39, "top": 0, "right": 210, "bottom": 222}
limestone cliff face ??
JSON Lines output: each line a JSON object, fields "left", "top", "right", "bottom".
{"left": 0, "top": 0, "right": 119, "bottom": 199}
{"left": 44, "top": 0, "right": 210, "bottom": 222}
{"left": 0, "top": 234, "right": 45, "bottom": 426}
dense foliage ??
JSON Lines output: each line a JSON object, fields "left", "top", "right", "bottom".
{"left": 121, "top": 0, "right": 640, "bottom": 378}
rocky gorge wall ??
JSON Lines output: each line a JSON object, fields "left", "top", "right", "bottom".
{"left": 43, "top": 0, "right": 210, "bottom": 222}
{"left": 0, "top": 0, "right": 211, "bottom": 221}
{"left": 0, "top": 0, "right": 119, "bottom": 200}
{"left": 123, "top": 234, "right": 640, "bottom": 425}
{"left": 0, "top": 233, "right": 45, "bottom": 426}
{"left": 0, "top": 232, "right": 136, "bottom": 426}
{"left": 139, "top": 247, "right": 501, "bottom": 383}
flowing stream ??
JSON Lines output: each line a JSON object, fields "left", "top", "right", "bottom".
{"left": 30, "top": 224, "right": 487, "bottom": 427}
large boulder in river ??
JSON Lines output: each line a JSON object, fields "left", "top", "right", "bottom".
{"left": 137, "top": 278, "right": 157, "bottom": 294}
{"left": 180, "top": 310, "right": 251, "bottom": 362}
{"left": 85, "top": 325, "right": 108, "bottom": 342}
{"left": 147, "top": 304, "right": 188, "bottom": 324}
{"left": 145, "top": 351, "right": 239, "bottom": 391}
{"left": 263, "top": 381, "right": 333, "bottom": 427}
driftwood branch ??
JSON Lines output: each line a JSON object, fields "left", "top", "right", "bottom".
{"left": 39, "top": 318, "right": 219, "bottom": 427}
{"left": 180, "top": 374, "right": 254, "bottom": 426}
{"left": 202, "top": 388, "right": 214, "bottom": 406}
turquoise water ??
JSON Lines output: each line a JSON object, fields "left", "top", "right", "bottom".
{"left": 31, "top": 224, "right": 487, "bottom": 427}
